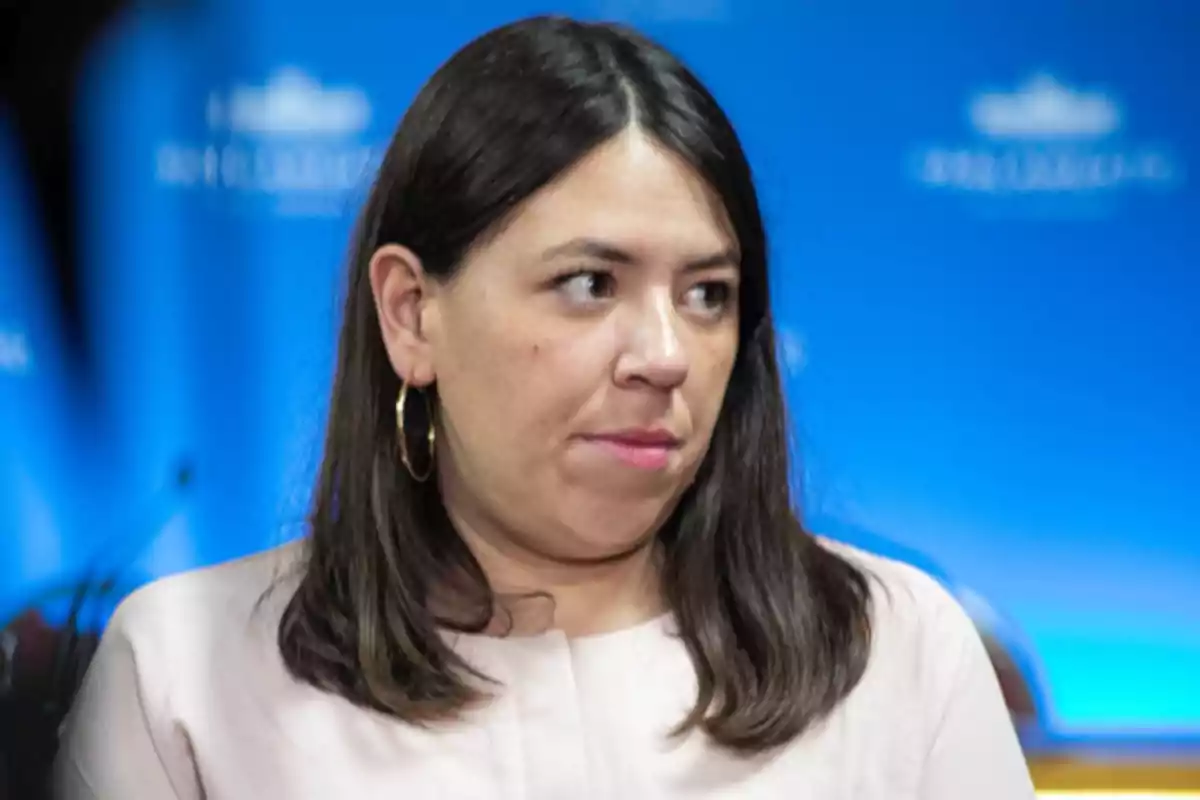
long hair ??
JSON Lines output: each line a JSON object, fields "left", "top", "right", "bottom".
{"left": 278, "top": 15, "right": 873, "bottom": 753}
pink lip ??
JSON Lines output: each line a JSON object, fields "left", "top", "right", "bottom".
{"left": 581, "top": 429, "right": 681, "bottom": 470}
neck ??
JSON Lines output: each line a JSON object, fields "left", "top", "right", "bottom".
{"left": 443, "top": 508, "right": 666, "bottom": 639}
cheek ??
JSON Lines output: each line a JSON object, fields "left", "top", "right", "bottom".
{"left": 508, "top": 330, "right": 617, "bottom": 430}
{"left": 438, "top": 331, "right": 529, "bottom": 436}
{"left": 435, "top": 309, "right": 609, "bottom": 450}
{"left": 689, "top": 336, "right": 738, "bottom": 430}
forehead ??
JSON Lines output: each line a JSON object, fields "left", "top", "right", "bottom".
{"left": 488, "top": 132, "right": 736, "bottom": 262}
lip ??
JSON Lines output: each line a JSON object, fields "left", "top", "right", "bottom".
{"left": 579, "top": 429, "right": 681, "bottom": 470}
{"left": 585, "top": 428, "right": 682, "bottom": 447}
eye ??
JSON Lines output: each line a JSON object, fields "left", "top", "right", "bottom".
{"left": 553, "top": 270, "right": 617, "bottom": 306}
{"left": 682, "top": 281, "right": 735, "bottom": 318}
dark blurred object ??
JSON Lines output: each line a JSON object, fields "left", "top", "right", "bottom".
{"left": 0, "top": 0, "right": 198, "bottom": 373}
{"left": 0, "top": 608, "right": 101, "bottom": 800}
{"left": 0, "top": 0, "right": 126, "bottom": 372}
{"left": 0, "top": 461, "right": 193, "bottom": 799}
{"left": 980, "top": 630, "right": 1039, "bottom": 722}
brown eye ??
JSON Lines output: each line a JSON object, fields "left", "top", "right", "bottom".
{"left": 683, "top": 281, "right": 734, "bottom": 318}
{"left": 554, "top": 270, "right": 617, "bottom": 305}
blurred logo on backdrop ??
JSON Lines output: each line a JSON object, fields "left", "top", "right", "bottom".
{"left": 0, "top": 329, "right": 30, "bottom": 376}
{"left": 912, "top": 74, "right": 1184, "bottom": 216}
{"left": 155, "top": 68, "right": 384, "bottom": 218}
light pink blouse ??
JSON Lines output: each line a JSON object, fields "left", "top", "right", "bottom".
{"left": 53, "top": 539, "right": 1036, "bottom": 799}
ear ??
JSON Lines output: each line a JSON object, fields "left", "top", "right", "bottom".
{"left": 368, "top": 244, "right": 437, "bottom": 388}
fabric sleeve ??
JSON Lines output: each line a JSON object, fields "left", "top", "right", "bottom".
{"left": 917, "top": 589, "right": 1038, "bottom": 800}
{"left": 52, "top": 595, "right": 203, "bottom": 800}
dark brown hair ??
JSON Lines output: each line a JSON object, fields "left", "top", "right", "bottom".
{"left": 277, "top": 14, "right": 873, "bottom": 753}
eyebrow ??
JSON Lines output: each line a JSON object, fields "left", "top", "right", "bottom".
{"left": 540, "top": 237, "right": 740, "bottom": 272}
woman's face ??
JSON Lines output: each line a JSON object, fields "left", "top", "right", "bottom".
{"left": 374, "top": 130, "right": 740, "bottom": 563}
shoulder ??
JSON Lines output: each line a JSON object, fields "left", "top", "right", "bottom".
{"left": 816, "top": 538, "right": 1036, "bottom": 797}
{"left": 55, "top": 540, "right": 308, "bottom": 795}
{"left": 99, "top": 538, "right": 306, "bottom": 668}
{"left": 818, "top": 536, "right": 978, "bottom": 647}
{"left": 816, "top": 537, "right": 991, "bottom": 707}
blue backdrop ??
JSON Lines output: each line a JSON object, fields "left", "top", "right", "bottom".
{"left": 2, "top": 0, "right": 1197, "bottom": 756}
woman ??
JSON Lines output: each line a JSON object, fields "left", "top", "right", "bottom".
{"left": 54, "top": 15, "right": 1035, "bottom": 799}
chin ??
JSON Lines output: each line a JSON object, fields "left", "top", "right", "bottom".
{"left": 557, "top": 535, "right": 655, "bottom": 565}
{"left": 552, "top": 506, "right": 670, "bottom": 562}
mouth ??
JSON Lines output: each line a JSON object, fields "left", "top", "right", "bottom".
{"left": 579, "top": 429, "right": 682, "bottom": 471}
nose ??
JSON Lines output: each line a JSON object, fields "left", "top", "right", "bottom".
{"left": 613, "top": 290, "right": 689, "bottom": 390}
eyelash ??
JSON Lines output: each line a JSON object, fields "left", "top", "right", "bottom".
{"left": 551, "top": 270, "right": 617, "bottom": 301}
{"left": 550, "top": 269, "right": 736, "bottom": 317}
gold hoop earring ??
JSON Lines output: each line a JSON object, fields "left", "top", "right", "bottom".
{"left": 396, "top": 382, "right": 435, "bottom": 483}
